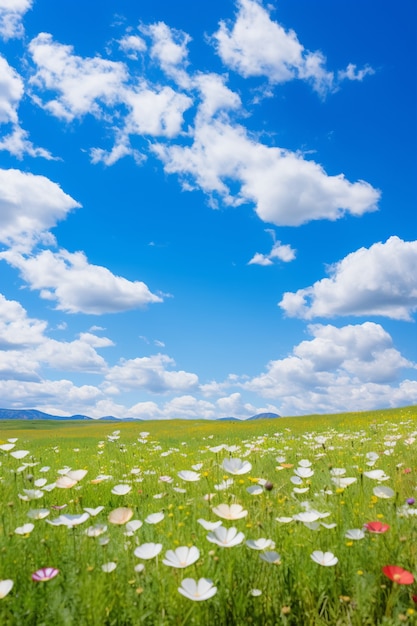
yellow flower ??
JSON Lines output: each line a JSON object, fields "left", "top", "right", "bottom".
{"left": 357, "top": 570, "right": 363, "bottom": 576}
{"left": 345, "top": 541, "right": 353, "bottom": 547}
{"left": 376, "top": 513, "right": 384, "bottom": 519}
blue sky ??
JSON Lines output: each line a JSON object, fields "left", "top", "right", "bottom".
{"left": 0, "top": 0, "right": 416, "bottom": 419}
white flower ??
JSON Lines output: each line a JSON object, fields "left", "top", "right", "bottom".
{"left": 363, "top": 469, "right": 389, "bottom": 481}
{"left": 246, "top": 485, "right": 263, "bottom": 495}
{"left": 125, "top": 520, "right": 143, "bottom": 534}
{"left": 84, "top": 507, "right": 104, "bottom": 516}
{"left": 212, "top": 503, "right": 247, "bottom": 520}
{"left": 206, "top": 526, "right": 245, "bottom": 548}
{"left": 293, "top": 511, "right": 320, "bottom": 523}
{"left": 66, "top": 469, "right": 88, "bottom": 482}
{"left": 56, "top": 476, "right": 77, "bottom": 488}
{"left": 373, "top": 486, "right": 395, "bottom": 499}
{"left": 250, "top": 589, "right": 262, "bottom": 596}
{"left": 178, "top": 578, "right": 217, "bottom": 601}
{"left": 259, "top": 551, "right": 281, "bottom": 564}
{"left": 197, "top": 518, "right": 222, "bottom": 531}
{"left": 27, "top": 508, "right": 50, "bottom": 520}
{"left": 331, "top": 477, "right": 357, "bottom": 488}
{"left": 47, "top": 513, "right": 90, "bottom": 528}
{"left": 246, "top": 538, "right": 274, "bottom": 550}
{"left": 15, "top": 523, "right": 34, "bottom": 535}
{"left": 34, "top": 478, "right": 47, "bottom": 487}
{"left": 102, "top": 562, "right": 117, "bottom": 573}
{"left": 18, "top": 489, "right": 44, "bottom": 501}
{"left": 298, "top": 459, "right": 312, "bottom": 467}
{"left": 111, "top": 484, "right": 132, "bottom": 496}
{"left": 0, "top": 444, "right": 15, "bottom": 451}
{"left": 0, "top": 580, "right": 13, "bottom": 599}
{"left": 145, "top": 512, "right": 164, "bottom": 525}
{"left": 85, "top": 524, "right": 107, "bottom": 537}
{"left": 310, "top": 551, "right": 338, "bottom": 566}
{"left": 10, "top": 450, "right": 30, "bottom": 459}
{"left": 345, "top": 529, "right": 365, "bottom": 540}
{"left": 163, "top": 546, "right": 200, "bottom": 568}
{"left": 294, "top": 467, "right": 314, "bottom": 479}
{"left": 275, "top": 517, "right": 293, "bottom": 524}
{"left": 134, "top": 543, "right": 163, "bottom": 560}
{"left": 178, "top": 470, "right": 201, "bottom": 482}
{"left": 214, "top": 479, "right": 233, "bottom": 491}
{"left": 222, "top": 458, "right": 252, "bottom": 475}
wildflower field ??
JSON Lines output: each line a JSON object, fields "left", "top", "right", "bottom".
{"left": 1, "top": 406, "right": 417, "bottom": 626}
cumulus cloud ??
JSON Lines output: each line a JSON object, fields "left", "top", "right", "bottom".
{"left": 0, "top": 168, "right": 80, "bottom": 248}
{"left": 279, "top": 237, "right": 417, "bottom": 320}
{"left": 0, "top": 293, "right": 46, "bottom": 348}
{"left": 243, "top": 322, "right": 417, "bottom": 414}
{"left": 0, "top": 56, "right": 53, "bottom": 158}
{"left": 118, "top": 34, "right": 146, "bottom": 59}
{"left": 105, "top": 354, "right": 199, "bottom": 394}
{"left": 0, "top": 0, "right": 32, "bottom": 40}
{"left": 143, "top": 21, "right": 191, "bottom": 86}
{"left": 213, "top": 0, "right": 373, "bottom": 97}
{"left": 153, "top": 118, "right": 380, "bottom": 224}
{"left": 0, "top": 379, "right": 103, "bottom": 413}
{"left": 1, "top": 248, "right": 163, "bottom": 314}
{"left": 29, "top": 32, "right": 128, "bottom": 121}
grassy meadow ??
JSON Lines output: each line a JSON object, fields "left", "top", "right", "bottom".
{"left": 1, "top": 406, "right": 417, "bottom": 625}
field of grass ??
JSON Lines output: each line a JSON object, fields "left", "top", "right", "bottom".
{"left": 1, "top": 406, "right": 417, "bottom": 625}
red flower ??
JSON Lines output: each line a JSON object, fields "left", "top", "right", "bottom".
{"left": 363, "top": 521, "right": 390, "bottom": 534}
{"left": 382, "top": 565, "right": 414, "bottom": 585}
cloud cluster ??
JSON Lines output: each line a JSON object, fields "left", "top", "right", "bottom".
{"left": 0, "top": 0, "right": 32, "bottom": 40}
{"left": 279, "top": 237, "right": 417, "bottom": 320}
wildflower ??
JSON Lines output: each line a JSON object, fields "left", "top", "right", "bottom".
{"left": 125, "top": 520, "right": 143, "bottom": 535}
{"left": 134, "top": 543, "right": 163, "bottom": 560}
{"left": 310, "top": 551, "right": 338, "bottom": 566}
{"left": 84, "top": 507, "right": 104, "bottom": 516}
{"left": 15, "top": 523, "right": 35, "bottom": 535}
{"left": 373, "top": 486, "right": 395, "bottom": 499}
{"left": 0, "top": 580, "right": 13, "bottom": 598}
{"left": 85, "top": 524, "right": 107, "bottom": 537}
{"left": 32, "top": 567, "right": 59, "bottom": 582}
{"left": 212, "top": 503, "right": 248, "bottom": 520}
{"left": 407, "top": 498, "right": 415, "bottom": 505}
{"left": 363, "top": 469, "right": 389, "bottom": 481}
{"left": 250, "top": 589, "right": 262, "bottom": 596}
{"left": 108, "top": 507, "right": 133, "bottom": 525}
{"left": 111, "top": 484, "right": 132, "bottom": 496}
{"left": 197, "top": 518, "right": 222, "bottom": 531}
{"left": 145, "top": 512, "right": 164, "bottom": 525}
{"left": 345, "top": 529, "right": 365, "bottom": 540}
{"left": 178, "top": 470, "right": 200, "bottom": 482}
{"left": 102, "top": 562, "right": 117, "bottom": 573}
{"left": 382, "top": 565, "right": 414, "bottom": 585}
{"left": 27, "top": 509, "right": 50, "bottom": 520}
{"left": 363, "top": 521, "right": 390, "bottom": 534}
{"left": 163, "top": 546, "right": 200, "bottom": 568}
{"left": 222, "top": 458, "right": 252, "bottom": 475}
{"left": 246, "top": 538, "right": 274, "bottom": 550}
{"left": 247, "top": 485, "right": 263, "bottom": 495}
{"left": 259, "top": 551, "right": 281, "bottom": 564}
{"left": 47, "top": 513, "right": 90, "bottom": 528}
{"left": 206, "top": 526, "right": 245, "bottom": 548}
{"left": 178, "top": 578, "right": 217, "bottom": 601}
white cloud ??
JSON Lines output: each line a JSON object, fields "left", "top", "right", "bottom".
{"left": 118, "top": 34, "right": 146, "bottom": 59}
{"left": 213, "top": 0, "right": 373, "bottom": 97}
{"left": 0, "top": 293, "right": 46, "bottom": 348}
{"left": 153, "top": 119, "right": 380, "bottom": 224}
{"left": 0, "top": 56, "right": 54, "bottom": 158}
{"left": 34, "top": 337, "right": 107, "bottom": 373}
{"left": 243, "top": 322, "right": 417, "bottom": 414}
{"left": 124, "top": 83, "right": 192, "bottom": 138}
{"left": 248, "top": 231, "right": 296, "bottom": 265}
{"left": 143, "top": 21, "right": 191, "bottom": 86}
{"left": 1, "top": 248, "right": 163, "bottom": 314}
{"left": 0, "top": 379, "right": 103, "bottom": 412}
{"left": 0, "top": 168, "right": 80, "bottom": 248}
{"left": 194, "top": 72, "right": 241, "bottom": 120}
{"left": 29, "top": 33, "right": 128, "bottom": 121}
{"left": 0, "top": 55, "right": 22, "bottom": 123}
{"left": 279, "top": 237, "right": 417, "bottom": 320}
{"left": 105, "top": 354, "right": 199, "bottom": 394}
{"left": 0, "top": 0, "right": 32, "bottom": 40}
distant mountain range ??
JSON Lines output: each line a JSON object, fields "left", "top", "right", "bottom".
{"left": 0, "top": 408, "right": 281, "bottom": 422}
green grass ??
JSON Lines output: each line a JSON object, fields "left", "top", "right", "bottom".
{"left": 0, "top": 406, "right": 417, "bottom": 625}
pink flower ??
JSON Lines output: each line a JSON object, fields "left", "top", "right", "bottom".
{"left": 32, "top": 567, "right": 59, "bottom": 582}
